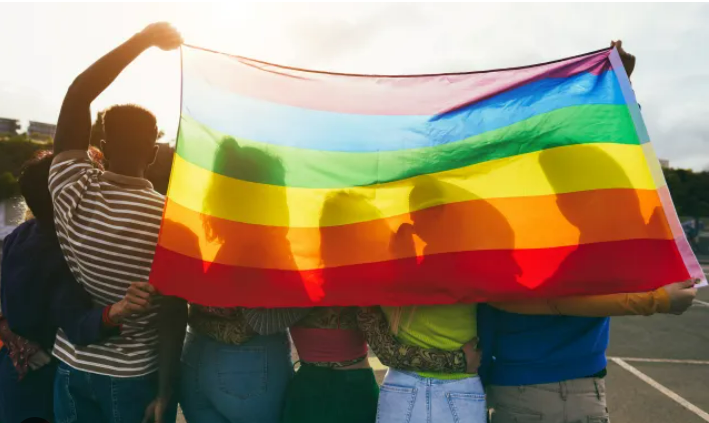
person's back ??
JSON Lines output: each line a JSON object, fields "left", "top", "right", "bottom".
{"left": 49, "top": 108, "right": 165, "bottom": 377}
{"left": 49, "top": 22, "right": 182, "bottom": 423}
{"left": 0, "top": 150, "right": 132, "bottom": 423}
{"left": 0, "top": 219, "right": 67, "bottom": 423}
{"left": 285, "top": 305, "right": 477, "bottom": 423}
{"left": 479, "top": 250, "right": 695, "bottom": 423}
{"left": 382, "top": 304, "right": 477, "bottom": 379}
{"left": 1, "top": 220, "right": 72, "bottom": 349}
{"left": 478, "top": 305, "right": 608, "bottom": 386}
{"left": 478, "top": 243, "right": 609, "bottom": 386}
{"left": 377, "top": 304, "right": 485, "bottom": 423}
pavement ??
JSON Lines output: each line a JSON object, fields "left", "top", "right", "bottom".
{"left": 177, "top": 261, "right": 709, "bottom": 423}
{"left": 603, "top": 281, "right": 709, "bottom": 423}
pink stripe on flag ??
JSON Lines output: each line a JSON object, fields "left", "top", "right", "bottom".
{"left": 182, "top": 46, "right": 612, "bottom": 116}
{"left": 609, "top": 48, "right": 706, "bottom": 286}
{"left": 658, "top": 187, "right": 707, "bottom": 285}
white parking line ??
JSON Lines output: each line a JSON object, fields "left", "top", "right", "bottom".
{"left": 370, "top": 356, "right": 709, "bottom": 370}
{"left": 611, "top": 357, "right": 709, "bottom": 422}
{"left": 610, "top": 357, "right": 709, "bottom": 365}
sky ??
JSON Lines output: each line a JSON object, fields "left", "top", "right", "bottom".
{"left": 1, "top": 2, "right": 708, "bottom": 170}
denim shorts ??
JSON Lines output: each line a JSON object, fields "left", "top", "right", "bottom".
{"left": 376, "top": 369, "right": 487, "bottom": 423}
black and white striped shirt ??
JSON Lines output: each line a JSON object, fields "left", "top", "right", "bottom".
{"left": 49, "top": 151, "right": 165, "bottom": 377}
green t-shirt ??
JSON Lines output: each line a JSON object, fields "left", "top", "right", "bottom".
{"left": 382, "top": 304, "right": 477, "bottom": 379}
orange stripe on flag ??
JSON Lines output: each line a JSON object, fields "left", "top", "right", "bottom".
{"left": 158, "top": 188, "right": 673, "bottom": 270}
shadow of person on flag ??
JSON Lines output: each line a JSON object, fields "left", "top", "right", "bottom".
{"left": 390, "top": 175, "right": 522, "bottom": 303}
{"left": 157, "top": 218, "right": 204, "bottom": 290}
{"left": 478, "top": 142, "right": 695, "bottom": 423}
{"left": 277, "top": 190, "right": 483, "bottom": 423}
{"left": 317, "top": 191, "right": 398, "bottom": 304}
{"left": 200, "top": 136, "right": 309, "bottom": 305}
{"left": 538, "top": 144, "right": 678, "bottom": 295}
{"left": 170, "top": 136, "right": 309, "bottom": 423}
{"left": 373, "top": 175, "right": 516, "bottom": 423}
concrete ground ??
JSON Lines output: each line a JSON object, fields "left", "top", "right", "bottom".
{"left": 603, "top": 282, "right": 709, "bottom": 423}
{"left": 178, "top": 262, "right": 709, "bottom": 423}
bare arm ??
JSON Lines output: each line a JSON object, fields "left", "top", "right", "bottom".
{"left": 490, "top": 280, "right": 697, "bottom": 317}
{"left": 490, "top": 291, "right": 667, "bottom": 317}
{"left": 157, "top": 297, "right": 188, "bottom": 405}
{"left": 141, "top": 294, "right": 187, "bottom": 423}
{"left": 356, "top": 307, "right": 479, "bottom": 373}
{"left": 54, "top": 23, "right": 182, "bottom": 155}
{"left": 139, "top": 294, "right": 188, "bottom": 423}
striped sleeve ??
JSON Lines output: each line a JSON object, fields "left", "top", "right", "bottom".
{"left": 49, "top": 151, "right": 98, "bottom": 230}
{"left": 241, "top": 308, "right": 311, "bottom": 335}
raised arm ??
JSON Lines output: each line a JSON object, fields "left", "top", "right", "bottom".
{"left": 54, "top": 22, "right": 182, "bottom": 154}
{"left": 356, "top": 307, "right": 479, "bottom": 374}
{"left": 611, "top": 40, "right": 636, "bottom": 79}
{"left": 490, "top": 280, "right": 698, "bottom": 317}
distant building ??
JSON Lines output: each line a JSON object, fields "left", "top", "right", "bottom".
{"left": 659, "top": 159, "right": 670, "bottom": 169}
{"left": 27, "top": 121, "right": 57, "bottom": 141}
{"left": 0, "top": 117, "right": 20, "bottom": 136}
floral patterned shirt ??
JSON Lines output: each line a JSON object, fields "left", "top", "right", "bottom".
{"left": 188, "top": 305, "right": 310, "bottom": 344}
{"left": 293, "top": 306, "right": 467, "bottom": 373}
{"left": 0, "top": 313, "right": 41, "bottom": 381}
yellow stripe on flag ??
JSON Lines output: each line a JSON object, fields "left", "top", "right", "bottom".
{"left": 166, "top": 143, "right": 658, "bottom": 228}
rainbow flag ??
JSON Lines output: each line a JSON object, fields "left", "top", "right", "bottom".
{"left": 150, "top": 46, "right": 705, "bottom": 307}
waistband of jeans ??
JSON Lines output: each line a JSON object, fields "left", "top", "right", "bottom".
{"left": 187, "top": 326, "right": 288, "bottom": 347}
{"left": 391, "top": 369, "right": 480, "bottom": 385}
{"left": 298, "top": 362, "right": 374, "bottom": 374}
{"left": 492, "top": 376, "right": 606, "bottom": 395}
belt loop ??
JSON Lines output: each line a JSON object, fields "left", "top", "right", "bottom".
{"left": 594, "top": 379, "right": 601, "bottom": 400}
{"left": 560, "top": 381, "right": 567, "bottom": 401}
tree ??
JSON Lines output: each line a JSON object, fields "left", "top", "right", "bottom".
{"left": 663, "top": 167, "right": 709, "bottom": 226}
{"left": 0, "top": 136, "right": 48, "bottom": 172}
{"left": 0, "top": 135, "right": 49, "bottom": 200}
{"left": 0, "top": 172, "right": 19, "bottom": 200}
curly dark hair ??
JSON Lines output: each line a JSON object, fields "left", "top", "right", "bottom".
{"left": 18, "top": 148, "right": 104, "bottom": 228}
{"left": 102, "top": 104, "right": 158, "bottom": 157}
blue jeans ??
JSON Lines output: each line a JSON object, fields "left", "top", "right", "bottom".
{"left": 0, "top": 346, "right": 55, "bottom": 423}
{"left": 53, "top": 361, "right": 176, "bottom": 423}
{"left": 376, "top": 369, "right": 487, "bottom": 423}
{"left": 180, "top": 331, "right": 294, "bottom": 423}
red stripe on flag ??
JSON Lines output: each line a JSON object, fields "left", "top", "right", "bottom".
{"left": 150, "top": 238, "right": 689, "bottom": 308}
